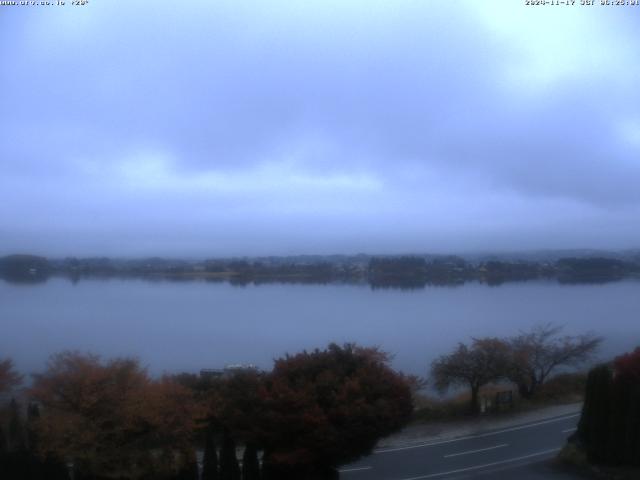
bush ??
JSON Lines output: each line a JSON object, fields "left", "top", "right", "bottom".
{"left": 260, "top": 343, "right": 413, "bottom": 476}
{"left": 412, "top": 396, "right": 469, "bottom": 422}
{"left": 557, "top": 443, "right": 589, "bottom": 469}
{"left": 534, "top": 373, "right": 586, "bottom": 403}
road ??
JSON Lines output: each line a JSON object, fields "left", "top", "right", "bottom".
{"left": 339, "top": 412, "right": 582, "bottom": 479}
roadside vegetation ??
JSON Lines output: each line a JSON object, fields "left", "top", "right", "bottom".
{"left": 0, "top": 326, "right": 620, "bottom": 479}
{"left": 413, "top": 372, "right": 587, "bottom": 423}
{"left": 0, "top": 343, "right": 413, "bottom": 480}
{"left": 427, "top": 324, "right": 600, "bottom": 416}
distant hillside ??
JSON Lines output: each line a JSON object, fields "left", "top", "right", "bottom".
{"left": 2, "top": 249, "right": 639, "bottom": 288}
{"left": 0, "top": 254, "right": 50, "bottom": 281}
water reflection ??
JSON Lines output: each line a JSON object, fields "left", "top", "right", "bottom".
{"left": 1, "top": 277, "right": 639, "bottom": 380}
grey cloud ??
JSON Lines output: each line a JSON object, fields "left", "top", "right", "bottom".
{"left": 1, "top": 1, "right": 640, "bottom": 255}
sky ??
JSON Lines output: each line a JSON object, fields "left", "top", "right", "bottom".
{"left": 2, "top": 1, "right": 640, "bottom": 257}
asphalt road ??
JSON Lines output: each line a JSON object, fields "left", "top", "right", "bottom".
{"left": 339, "top": 413, "right": 582, "bottom": 480}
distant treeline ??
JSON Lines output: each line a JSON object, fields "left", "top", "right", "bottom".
{"left": 1, "top": 253, "right": 639, "bottom": 288}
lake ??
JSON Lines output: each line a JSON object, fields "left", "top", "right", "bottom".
{"left": 1, "top": 277, "right": 639, "bottom": 378}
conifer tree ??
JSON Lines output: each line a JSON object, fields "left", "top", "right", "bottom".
{"left": 242, "top": 443, "right": 260, "bottom": 480}
{"left": 629, "top": 382, "right": 640, "bottom": 466}
{"left": 578, "top": 350, "right": 640, "bottom": 466}
{"left": 176, "top": 448, "right": 198, "bottom": 480}
{"left": 219, "top": 429, "right": 240, "bottom": 480}
{"left": 621, "top": 380, "right": 640, "bottom": 465}
{"left": 578, "top": 365, "right": 612, "bottom": 464}
{"left": 202, "top": 430, "right": 219, "bottom": 480}
{"left": 137, "top": 451, "right": 158, "bottom": 480}
{"left": 612, "top": 348, "right": 640, "bottom": 465}
{"left": 8, "top": 398, "right": 26, "bottom": 452}
{"left": 606, "top": 375, "right": 627, "bottom": 464}
{"left": 26, "top": 402, "right": 40, "bottom": 451}
{"left": 40, "top": 455, "right": 70, "bottom": 480}
{"left": 0, "top": 424, "right": 6, "bottom": 454}
{"left": 158, "top": 448, "right": 176, "bottom": 479}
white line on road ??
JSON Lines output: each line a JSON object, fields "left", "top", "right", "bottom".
{"left": 443, "top": 443, "right": 508, "bottom": 458}
{"left": 398, "top": 447, "right": 562, "bottom": 480}
{"left": 338, "top": 466, "right": 372, "bottom": 473}
{"left": 562, "top": 427, "right": 577, "bottom": 433}
{"left": 375, "top": 413, "right": 579, "bottom": 454}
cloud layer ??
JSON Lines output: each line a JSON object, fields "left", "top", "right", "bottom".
{"left": 2, "top": 1, "right": 640, "bottom": 256}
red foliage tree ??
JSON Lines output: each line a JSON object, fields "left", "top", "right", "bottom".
{"left": 260, "top": 343, "right": 413, "bottom": 478}
{"left": 614, "top": 347, "right": 640, "bottom": 383}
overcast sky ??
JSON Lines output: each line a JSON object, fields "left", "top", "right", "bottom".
{"left": 2, "top": 1, "right": 640, "bottom": 257}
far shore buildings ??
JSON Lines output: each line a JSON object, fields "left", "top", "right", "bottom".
{"left": 200, "top": 363, "right": 258, "bottom": 380}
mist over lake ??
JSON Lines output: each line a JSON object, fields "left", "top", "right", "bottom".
{"left": 2, "top": 277, "right": 638, "bottom": 378}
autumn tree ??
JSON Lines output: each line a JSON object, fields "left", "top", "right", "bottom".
{"left": 0, "top": 358, "right": 22, "bottom": 393}
{"left": 507, "top": 324, "right": 602, "bottom": 398}
{"left": 431, "top": 338, "right": 510, "bottom": 414}
{"left": 8, "top": 398, "right": 26, "bottom": 452}
{"left": 260, "top": 343, "right": 413, "bottom": 479}
{"left": 29, "top": 351, "right": 197, "bottom": 479}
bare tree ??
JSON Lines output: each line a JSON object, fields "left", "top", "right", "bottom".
{"left": 507, "top": 324, "right": 602, "bottom": 399}
{"left": 431, "top": 338, "right": 510, "bottom": 414}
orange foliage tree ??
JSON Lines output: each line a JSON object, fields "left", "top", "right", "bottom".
{"left": 29, "top": 352, "right": 197, "bottom": 479}
{"left": 0, "top": 358, "right": 22, "bottom": 393}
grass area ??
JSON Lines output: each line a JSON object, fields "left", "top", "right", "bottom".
{"left": 412, "top": 372, "right": 586, "bottom": 423}
{"left": 557, "top": 444, "right": 640, "bottom": 480}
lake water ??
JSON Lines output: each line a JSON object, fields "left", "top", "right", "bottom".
{"left": 1, "top": 277, "right": 639, "bottom": 378}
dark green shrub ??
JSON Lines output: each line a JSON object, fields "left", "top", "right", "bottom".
{"left": 202, "top": 430, "right": 219, "bottom": 480}
{"left": 220, "top": 430, "right": 240, "bottom": 480}
{"left": 242, "top": 444, "right": 260, "bottom": 480}
{"left": 577, "top": 347, "right": 640, "bottom": 466}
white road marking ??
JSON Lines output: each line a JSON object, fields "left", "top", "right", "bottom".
{"left": 398, "top": 447, "right": 562, "bottom": 480}
{"left": 338, "top": 466, "right": 372, "bottom": 473}
{"left": 375, "top": 413, "right": 579, "bottom": 454}
{"left": 443, "top": 443, "right": 508, "bottom": 458}
{"left": 562, "top": 427, "right": 577, "bottom": 433}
